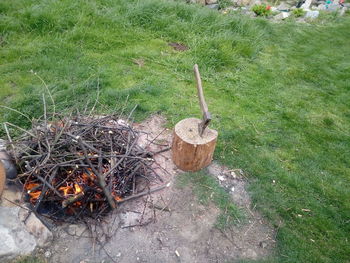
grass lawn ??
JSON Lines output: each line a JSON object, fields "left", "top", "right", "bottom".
{"left": 1, "top": 0, "right": 349, "bottom": 262}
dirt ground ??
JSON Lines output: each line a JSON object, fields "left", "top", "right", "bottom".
{"left": 36, "top": 115, "right": 276, "bottom": 263}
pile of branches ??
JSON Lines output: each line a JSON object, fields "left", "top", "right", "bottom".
{"left": 7, "top": 112, "right": 163, "bottom": 222}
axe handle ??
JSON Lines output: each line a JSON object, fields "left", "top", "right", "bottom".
{"left": 194, "top": 64, "right": 211, "bottom": 135}
{"left": 194, "top": 64, "right": 209, "bottom": 116}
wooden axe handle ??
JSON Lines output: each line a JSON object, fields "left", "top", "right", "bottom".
{"left": 194, "top": 64, "right": 211, "bottom": 135}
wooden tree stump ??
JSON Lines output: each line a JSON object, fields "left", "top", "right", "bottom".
{"left": 0, "top": 161, "right": 5, "bottom": 197}
{"left": 172, "top": 118, "right": 218, "bottom": 171}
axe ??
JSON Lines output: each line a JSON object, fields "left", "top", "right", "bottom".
{"left": 194, "top": 64, "right": 211, "bottom": 137}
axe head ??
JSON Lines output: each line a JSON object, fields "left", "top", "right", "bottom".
{"left": 198, "top": 111, "right": 211, "bottom": 137}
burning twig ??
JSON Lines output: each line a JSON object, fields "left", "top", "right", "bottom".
{"left": 8, "top": 110, "right": 163, "bottom": 222}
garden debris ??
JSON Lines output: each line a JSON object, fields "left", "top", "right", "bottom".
{"left": 132, "top": 58, "right": 145, "bottom": 68}
{"left": 168, "top": 42, "right": 189, "bottom": 51}
{"left": 7, "top": 112, "right": 166, "bottom": 222}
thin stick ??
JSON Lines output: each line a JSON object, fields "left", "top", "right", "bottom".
{"left": 4, "top": 122, "right": 36, "bottom": 137}
{"left": 117, "top": 182, "right": 170, "bottom": 204}
{"left": 0, "top": 105, "right": 32, "bottom": 122}
{"left": 89, "top": 77, "right": 100, "bottom": 117}
{"left": 31, "top": 71, "right": 56, "bottom": 115}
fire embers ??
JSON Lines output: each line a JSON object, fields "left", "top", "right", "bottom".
{"left": 14, "top": 114, "right": 155, "bottom": 222}
{"left": 24, "top": 165, "right": 125, "bottom": 218}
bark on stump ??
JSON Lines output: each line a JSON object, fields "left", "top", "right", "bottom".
{"left": 172, "top": 118, "right": 218, "bottom": 171}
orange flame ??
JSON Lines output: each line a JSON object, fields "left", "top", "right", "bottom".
{"left": 59, "top": 185, "right": 73, "bottom": 196}
{"left": 74, "top": 183, "right": 82, "bottom": 194}
{"left": 112, "top": 192, "right": 122, "bottom": 201}
{"left": 25, "top": 182, "right": 39, "bottom": 191}
{"left": 28, "top": 191, "right": 41, "bottom": 200}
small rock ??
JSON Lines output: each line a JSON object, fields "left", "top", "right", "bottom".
{"left": 274, "top": 12, "right": 291, "bottom": 20}
{"left": 205, "top": 0, "right": 218, "bottom": 4}
{"left": 19, "top": 210, "right": 53, "bottom": 247}
{"left": 116, "top": 252, "right": 121, "bottom": 257}
{"left": 206, "top": 3, "right": 219, "bottom": 9}
{"left": 326, "top": 3, "right": 341, "bottom": 11}
{"left": 340, "top": 6, "right": 347, "bottom": 15}
{"left": 236, "top": 0, "right": 251, "bottom": 6}
{"left": 250, "top": 0, "right": 262, "bottom": 6}
{"left": 44, "top": 250, "right": 52, "bottom": 258}
{"left": 241, "top": 10, "right": 256, "bottom": 17}
{"left": 277, "top": 2, "right": 291, "bottom": 11}
{"left": 317, "top": 4, "right": 326, "bottom": 10}
{"left": 305, "top": 10, "right": 319, "bottom": 18}
{"left": 231, "top": 186, "right": 235, "bottom": 192}
{"left": 191, "top": 0, "right": 206, "bottom": 5}
{"left": 230, "top": 171, "right": 237, "bottom": 178}
{"left": 243, "top": 249, "right": 258, "bottom": 260}
{"left": 217, "top": 175, "right": 225, "bottom": 181}
{"left": 259, "top": 240, "right": 268, "bottom": 248}
{"left": 301, "top": 0, "right": 312, "bottom": 9}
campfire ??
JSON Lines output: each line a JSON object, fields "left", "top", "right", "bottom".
{"left": 8, "top": 113, "right": 163, "bottom": 222}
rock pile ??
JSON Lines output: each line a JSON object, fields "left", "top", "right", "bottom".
{"left": 186, "top": 0, "right": 349, "bottom": 21}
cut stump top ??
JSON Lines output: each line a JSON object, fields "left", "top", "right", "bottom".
{"left": 174, "top": 118, "right": 217, "bottom": 145}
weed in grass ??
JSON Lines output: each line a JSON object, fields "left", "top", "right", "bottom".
{"left": 252, "top": 4, "right": 272, "bottom": 17}
{"left": 218, "top": 0, "right": 233, "bottom": 9}
{"left": 292, "top": 8, "right": 306, "bottom": 17}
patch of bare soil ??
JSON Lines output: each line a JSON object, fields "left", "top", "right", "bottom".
{"left": 45, "top": 115, "right": 275, "bottom": 263}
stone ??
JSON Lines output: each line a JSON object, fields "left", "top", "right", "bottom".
{"left": 44, "top": 250, "right": 52, "bottom": 258}
{"left": 206, "top": 0, "right": 218, "bottom": 4}
{"left": 326, "top": 3, "right": 340, "bottom": 11}
{"left": 301, "top": 0, "right": 312, "bottom": 9}
{"left": 19, "top": 210, "right": 53, "bottom": 247}
{"left": 243, "top": 249, "right": 258, "bottom": 260}
{"left": 0, "top": 207, "right": 36, "bottom": 261}
{"left": 250, "top": 0, "right": 262, "bottom": 6}
{"left": 317, "top": 4, "right": 326, "bottom": 10}
{"left": 188, "top": 0, "right": 206, "bottom": 4}
{"left": 241, "top": 9, "right": 256, "bottom": 17}
{"left": 273, "top": 11, "right": 291, "bottom": 20}
{"left": 277, "top": 2, "right": 291, "bottom": 11}
{"left": 259, "top": 240, "right": 268, "bottom": 248}
{"left": 206, "top": 3, "right": 220, "bottom": 9}
{"left": 305, "top": 10, "right": 319, "bottom": 18}
{"left": 339, "top": 6, "right": 347, "bottom": 15}
{"left": 236, "top": 0, "right": 251, "bottom": 6}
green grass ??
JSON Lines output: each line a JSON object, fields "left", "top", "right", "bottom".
{"left": 0, "top": 0, "right": 349, "bottom": 262}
